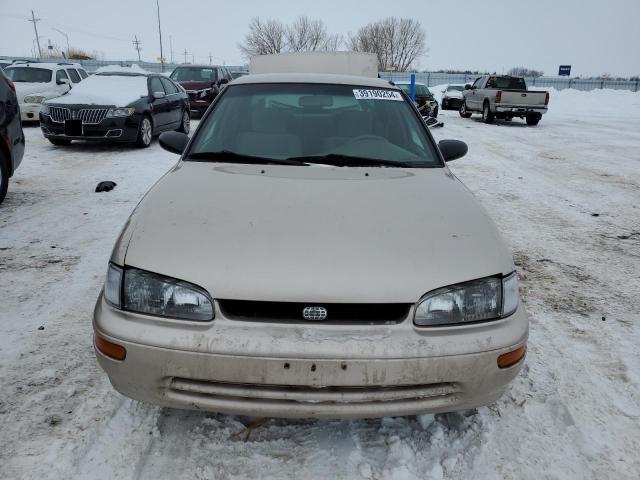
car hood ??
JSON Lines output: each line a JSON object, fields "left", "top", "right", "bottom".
{"left": 179, "top": 81, "right": 215, "bottom": 90}
{"left": 14, "top": 82, "right": 60, "bottom": 100}
{"left": 118, "top": 163, "right": 514, "bottom": 303}
{"left": 445, "top": 91, "right": 463, "bottom": 99}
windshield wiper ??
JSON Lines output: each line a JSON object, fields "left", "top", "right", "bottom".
{"left": 187, "top": 150, "right": 309, "bottom": 166}
{"left": 285, "top": 154, "right": 416, "bottom": 168}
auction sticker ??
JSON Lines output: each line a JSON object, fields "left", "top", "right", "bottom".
{"left": 353, "top": 89, "right": 403, "bottom": 101}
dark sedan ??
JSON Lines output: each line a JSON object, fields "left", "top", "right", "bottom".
{"left": 0, "top": 69, "right": 25, "bottom": 203}
{"left": 169, "top": 65, "right": 231, "bottom": 115}
{"left": 39, "top": 72, "right": 189, "bottom": 148}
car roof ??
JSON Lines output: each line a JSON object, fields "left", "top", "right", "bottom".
{"left": 96, "top": 72, "right": 152, "bottom": 77}
{"left": 5, "top": 62, "right": 83, "bottom": 70}
{"left": 233, "top": 73, "right": 398, "bottom": 89}
{"left": 173, "top": 64, "right": 225, "bottom": 69}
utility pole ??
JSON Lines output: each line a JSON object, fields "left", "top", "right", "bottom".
{"left": 156, "top": 0, "right": 165, "bottom": 71}
{"left": 169, "top": 35, "right": 174, "bottom": 63}
{"left": 133, "top": 35, "right": 142, "bottom": 62}
{"left": 208, "top": 52, "right": 213, "bottom": 65}
{"left": 29, "top": 10, "right": 43, "bottom": 59}
{"left": 52, "top": 28, "right": 70, "bottom": 57}
{"left": 183, "top": 49, "right": 188, "bottom": 64}
{"left": 191, "top": 53, "right": 195, "bottom": 64}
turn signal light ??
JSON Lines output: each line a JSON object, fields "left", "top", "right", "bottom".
{"left": 545, "top": 92, "right": 550, "bottom": 105}
{"left": 497, "top": 345, "right": 526, "bottom": 369}
{"left": 495, "top": 90, "right": 502, "bottom": 103}
{"left": 95, "top": 334, "right": 127, "bottom": 361}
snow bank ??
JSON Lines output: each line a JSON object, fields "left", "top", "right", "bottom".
{"left": 47, "top": 74, "right": 149, "bottom": 107}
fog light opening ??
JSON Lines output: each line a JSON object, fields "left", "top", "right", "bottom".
{"left": 497, "top": 345, "right": 526, "bottom": 369}
{"left": 95, "top": 334, "right": 127, "bottom": 361}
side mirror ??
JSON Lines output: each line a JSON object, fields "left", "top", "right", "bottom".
{"left": 438, "top": 139, "right": 468, "bottom": 162}
{"left": 217, "top": 78, "right": 229, "bottom": 86}
{"left": 464, "top": 84, "right": 471, "bottom": 90}
{"left": 152, "top": 91, "right": 166, "bottom": 100}
{"left": 57, "top": 78, "right": 71, "bottom": 86}
{"left": 159, "top": 131, "right": 189, "bottom": 155}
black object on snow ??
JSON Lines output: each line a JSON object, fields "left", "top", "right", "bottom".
{"left": 95, "top": 181, "right": 117, "bottom": 192}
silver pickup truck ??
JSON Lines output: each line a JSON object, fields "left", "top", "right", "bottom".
{"left": 459, "top": 75, "right": 549, "bottom": 125}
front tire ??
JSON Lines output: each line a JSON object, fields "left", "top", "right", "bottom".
{"left": 482, "top": 101, "right": 495, "bottom": 124}
{"left": 459, "top": 101, "right": 472, "bottom": 118}
{"left": 0, "top": 153, "right": 8, "bottom": 205}
{"left": 136, "top": 116, "right": 153, "bottom": 148}
{"left": 48, "top": 138, "right": 72, "bottom": 146}
{"left": 177, "top": 110, "right": 190, "bottom": 134}
{"left": 526, "top": 115, "right": 540, "bottom": 126}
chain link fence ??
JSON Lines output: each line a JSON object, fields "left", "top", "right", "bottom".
{"left": 2, "top": 56, "right": 638, "bottom": 91}
{"left": 379, "top": 72, "right": 640, "bottom": 92}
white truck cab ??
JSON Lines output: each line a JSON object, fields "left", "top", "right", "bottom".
{"left": 3, "top": 62, "right": 88, "bottom": 121}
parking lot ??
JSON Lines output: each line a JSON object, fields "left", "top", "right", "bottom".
{"left": 1, "top": 88, "right": 639, "bottom": 479}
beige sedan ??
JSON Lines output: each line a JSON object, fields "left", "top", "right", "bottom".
{"left": 93, "top": 73, "right": 528, "bottom": 419}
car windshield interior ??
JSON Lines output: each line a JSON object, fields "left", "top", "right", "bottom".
{"left": 4, "top": 67, "right": 52, "bottom": 83}
{"left": 170, "top": 67, "right": 217, "bottom": 82}
{"left": 447, "top": 85, "right": 464, "bottom": 92}
{"left": 189, "top": 83, "right": 440, "bottom": 167}
{"left": 397, "top": 84, "right": 432, "bottom": 97}
{"left": 485, "top": 76, "right": 527, "bottom": 90}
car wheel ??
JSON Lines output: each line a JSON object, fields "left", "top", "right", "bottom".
{"left": 526, "top": 115, "right": 540, "bottom": 126}
{"left": 136, "top": 116, "right": 153, "bottom": 148}
{"left": 177, "top": 110, "right": 190, "bottom": 134}
{"left": 459, "top": 101, "right": 472, "bottom": 118}
{"left": 433, "top": 106, "right": 439, "bottom": 118}
{"left": 48, "top": 138, "right": 72, "bottom": 146}
{"left": 0, "top": 152, "right": 8, "bottom": 205}
{"left": 482, "top": 101, "right": 495, "bottom": 124}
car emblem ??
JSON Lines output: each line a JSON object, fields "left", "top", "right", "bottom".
{"left": 302, "top": 306, "right": 328, "bottom": 321}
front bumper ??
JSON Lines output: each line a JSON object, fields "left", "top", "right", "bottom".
{"left": 39, "top": 113, "right": 140, "bottom": 142}
{"left": 20, "top": 103, "right": 42, "bottom": 121}
{"left": 93, "top": 294, "right": 529, "bottom": 419}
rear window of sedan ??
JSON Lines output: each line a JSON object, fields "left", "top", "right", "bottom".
{"left": 189, "top": 83, "right": 440, "bottom": 167}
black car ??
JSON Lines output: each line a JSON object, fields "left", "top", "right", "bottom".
{"left": 39, "top": 72, "right": 189, "bottom": 148}
{"left": 0, "top": 69, "right": 25, "bottom": 204}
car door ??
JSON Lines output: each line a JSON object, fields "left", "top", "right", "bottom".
{"left": 149, "top": 76, "right": 169, "bottom": 129}
{"left": 468, "top": 77, "right": 483, "bottom": 110}
{"left": 55, "top": 69, "right": 72, "bottom": 96}
{"left": 160, "top": 77, "right": 182, "bottom": 126}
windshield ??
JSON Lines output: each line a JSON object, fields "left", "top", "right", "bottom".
{"left": 447, "top": 85, "right": 464, "bottom": 92}
{"left": 397, "top": 83, "right": 432, "bottom": 97}
{"left": 485, "top": 76, "right": 527, "bottom": 90}
{"left": 5, "top": 67, "right": 52, "bottom": 83}
{"left": 188, "top": 83, "right": 440, "bottom": 167}
{"left": 170, "top": 67, "right": 217, "bottom": 82}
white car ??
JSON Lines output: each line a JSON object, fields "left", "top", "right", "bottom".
{"left": 441, "top": 84, "right": 465, "bottom": 110}
{"left": 3, "top": 62, "right": 88, "bottom": 121}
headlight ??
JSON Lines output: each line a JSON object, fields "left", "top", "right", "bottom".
{"left": 24, "top": 95, "right": 46, "bottom": 104}
{"left": 104, "top": 264, "right": 214, "bottom": 321}
{"left": 106, "top": 107, "right": 135, "bottom": 118}
{"left": 199, "top": 89, "right": 210, "bottom": 98}
{"left": 414, "top": 273, "right": 518, "bottom": 327}
{"left": 40, "top": 104, "right": 50, "bottom": 116}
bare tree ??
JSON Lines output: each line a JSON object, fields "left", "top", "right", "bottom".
{"left": 239, "top": 17, "right": 286, "bottom": 59}
{"left": 508, "top": 67, "right": 544, "bottom": 77}
{"left": 348, "top": 17, "right": 426, "bottom": 71}
{"left": 286, "top": 16, "right": 326, "bottom": 52}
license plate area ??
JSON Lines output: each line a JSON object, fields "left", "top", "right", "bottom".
{"left": 64, "top": 119, "right": 83, "bottom": 136}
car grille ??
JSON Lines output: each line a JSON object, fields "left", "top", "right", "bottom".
{"left": 217, "top": 300, "right": 411, "bottom": 323}
{"left": 169, "top": 378, "right": 460, "bottom": 404}
{"left": 48, "top": 106, "right": 108, "bottom": 124}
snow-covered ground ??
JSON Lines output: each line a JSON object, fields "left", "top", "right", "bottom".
{"left": 1, "top": 89, "right": 639, "bottom": 479}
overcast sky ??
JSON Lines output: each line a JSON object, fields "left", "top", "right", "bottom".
{"left": 1, "top": 0, "right": 639, "bottom": 77}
